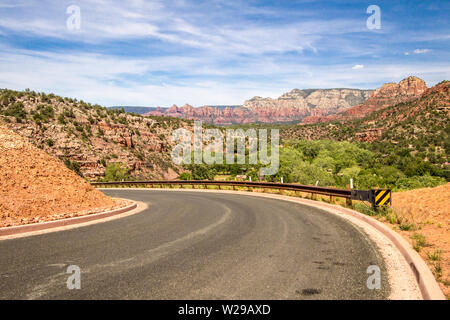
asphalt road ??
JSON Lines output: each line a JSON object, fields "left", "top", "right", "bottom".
{"left": 0, "top": 190, "right": 389, "bottom": 299}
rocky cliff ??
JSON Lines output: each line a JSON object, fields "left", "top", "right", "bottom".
{"left": 0, "top": 90, "right": 193, "bottom": 180}
{"left": 282, "top": 80, "right": 449, "bottom": 150}
{"left": 243, "top": 88, "right": 372, "bottom": 123}
{"left": 301, "top": 76, "right": 428, "bottom": 124}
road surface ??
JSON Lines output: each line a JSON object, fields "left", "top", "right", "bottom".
{"left": 0, "top": 190, "right": 389, "bottom": 299}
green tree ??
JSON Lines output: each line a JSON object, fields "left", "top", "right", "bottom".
{"left": 290, "top": 162, "right": 334, "bottom": 186}
{"left": 104, "top": 163, "right": 130, "bottom": 182}
{"left": 185, "top": 164, "right": 216, "bottom": 180}
{"left": 178, "top": 172, "right": 193, "bottom": 180}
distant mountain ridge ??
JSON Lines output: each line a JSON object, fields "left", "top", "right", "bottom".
{"left": 109, "top": 106, "right": 159, "bottom": 114}
{"left": 143, "top": 88, "right": 373, "bottom": 125}
{"left": 109, "top": 105, "right": 242, "bottom": 115}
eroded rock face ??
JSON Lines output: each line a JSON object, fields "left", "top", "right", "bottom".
{"left": 302, "top": 76, "right": 428, "bottom": 124}
{"left": 0, "top": 93, "right": 192, "bottom": 180}
{"left": 144, "top": 89, "right": 373, "bottom": 124}
{"left": 354, "top": 128, "right": 384, "bottom": 142}
{"left": 281, "top": 80, "right": 448, "bottom": 147}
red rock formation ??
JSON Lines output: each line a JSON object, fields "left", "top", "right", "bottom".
{"left": 0, "top": 91, "right": 193, "bottom": 181}
{"left": 144, "top": 88, "right": 372, "bottom": 124}
{"left": 302, "top": 76, "right": 428, "bottom": 124}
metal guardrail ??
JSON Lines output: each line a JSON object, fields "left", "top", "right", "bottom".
{"left": 91, "top": 180, "right": 389, "bottom": 207}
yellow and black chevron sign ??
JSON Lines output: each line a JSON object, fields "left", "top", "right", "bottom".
{"left": 374, "top": 189, "right": 391, "bottom": 207}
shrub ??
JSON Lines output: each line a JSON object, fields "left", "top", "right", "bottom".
{"left": 104, "top": 163, "right": 130, "bottom": 182}
{"left": 427, "top": 249, "right": 442, "bottom": 262}
{"left": 58, "top": 114, "right": 66, "bottom": 124}
{"left": 4, "top": 102, "right": 27, "bottom": 121}
{"left": 179, "top": 172, "right": 193, "bottom": 180}
{"left": 46, "top": 139, "right": 55, "bottom": 147}
{"left": 32, "top": 105, "right": 55, "bottom": 123}
{"left": 184, "top": 164, "right": 216, "bottom": 180}
{"left": 63, "top": 159, "right": 82, "bottom": 176}
{"left": 411, "top": 233, "right": 428, "bottom": 252}
{"left": 395, "top": 175, "right": 446, "bottom": 191}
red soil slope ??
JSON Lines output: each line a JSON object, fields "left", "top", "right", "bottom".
{"left": 391, "top": 184, "right": 450, "bottom": 298}
{"left": 0, "top": 125, "right": 120, "bottom": 227}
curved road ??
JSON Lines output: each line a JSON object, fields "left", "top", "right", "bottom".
{"left": 0, "top": 190, "right": 389, "bottom": 299}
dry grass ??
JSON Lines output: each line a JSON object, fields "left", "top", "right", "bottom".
{"left": 392, "top": 183, "right": 449, "bottom": 226}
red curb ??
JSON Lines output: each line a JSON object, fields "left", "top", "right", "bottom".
{"left": 0, "top": 202, "right": 137, "bottom": 237}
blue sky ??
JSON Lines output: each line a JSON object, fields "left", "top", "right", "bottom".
{"left": 0, "top": 0, "right": 448, "bottom": 107}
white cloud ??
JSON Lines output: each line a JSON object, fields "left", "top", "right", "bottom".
{"left": 413, "top": 49, "right": 431, "bottom": 54}
{"left": 404, "top": 49, "right": 432, "bottom": 55}
{"left": 0, "top": 46, "right": 448, "bottom": 106}
{"left": 0, "top": 0, "right": 364, "bottom": 56}
{"left": 352, "top": 64, "right": 364, "bottom": 70}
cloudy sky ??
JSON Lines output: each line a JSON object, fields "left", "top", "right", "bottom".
{"left": 0, "top": 0, "right": 448, "bottom": 107}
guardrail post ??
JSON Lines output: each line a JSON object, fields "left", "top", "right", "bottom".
{"left": 330, "top": 195, "right": 335, "bottom": 203}
{"left": 346, "top": 198, "right": 352, "bottom": 207}
{"left": 311, "top": 193, "right": 317, "bottom": 200}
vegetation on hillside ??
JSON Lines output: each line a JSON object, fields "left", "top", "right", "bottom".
{"left": 180, "top": 139, "right": 446, "bottom": 191}
{"left": 0, "top": 88, "right": 192, "bottom": 180}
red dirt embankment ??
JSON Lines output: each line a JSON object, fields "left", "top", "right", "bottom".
{"left": 391, "top": 184, "right": 450, "bottom": 298}
{"left": 0, "top": 125, "right": 123, "bottom": 227}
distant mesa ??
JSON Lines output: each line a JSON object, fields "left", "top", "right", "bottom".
{"left": 140, "top": 88, "right": 373, "bottom": 125}
{"left": 111, "top": 76, "right": 429, "bottom": 127}
{"left": 109, "top": 105, "right": 242, "bottom": 116}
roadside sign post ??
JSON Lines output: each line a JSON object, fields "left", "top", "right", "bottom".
{"left": 350, "top": 189, "right": 392, "bottom": 208}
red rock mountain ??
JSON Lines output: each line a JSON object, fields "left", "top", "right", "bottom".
{"left": 281, "top": 80, "right": 449, "bottom": 145}
{"left": 146, "top": 77, "right": 428, "bottom": 125}
{"left": 301, "top": 76, "right": 428, "bottom": 124}
{"left": 144, "top": 88, "right": 372, "bottom": 125}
